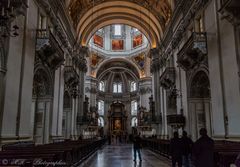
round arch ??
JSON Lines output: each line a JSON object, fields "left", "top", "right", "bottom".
{"left": 189, "top": 71, "right": 210, "bottom": 98}
{"left": 76, "top": 1, "right": 165, "bottom": 48}
{"left": 96, "top": 58, "right": 141, "bottom": 79}
{"left": 187, "top": 66, "right": 210, "bottom": 98}
{"left": 32, "top": 63, "right": 54, "bottom": 97}
{"left": 98, "top": 67, "right": 138, "bottom": 81}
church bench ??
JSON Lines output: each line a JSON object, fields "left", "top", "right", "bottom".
{"left": 141, "top": 139, "right": 170, "bottom": 158}
{"left": 0, "top": 138, "right": 106, "bottom": 166}
{"left": 2, "top": 147, "right": 72, "bottom": 162}
{"left": 213, "top": 141, "right": 240, "bottom": 167}
{"left": 142, "top": 138, "right": 240, "bottom": 167}
{"left": 217, "top": 152, "right": 239, "bottom": 167}
{"left": 2, "top": 139, "right": 95, "bottom": 159}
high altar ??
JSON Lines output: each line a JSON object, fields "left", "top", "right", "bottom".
{"left": 108, "top": 101, "right": 127, "bottom": 136}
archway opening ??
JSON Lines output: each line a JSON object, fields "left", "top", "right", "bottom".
{"left": 188, "top": 71, "right": 212, "bottom": 140}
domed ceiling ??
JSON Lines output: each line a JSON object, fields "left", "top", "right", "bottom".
{"left": 68, "top": 0, "right": 171, "bottom": 79}
{"left": 89, "top": 25, "right": 149, "bottom": 57}
{"left": 68, "top": 0, "right": 173, "bottom": 47}
{"left": 87, "top": 25, "right": 149, "bottom": 79}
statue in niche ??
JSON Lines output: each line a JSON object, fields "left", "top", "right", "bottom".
{"left": 138, "top": 106, "right": 146, "bottom": 126}
{"left": 88, "top": 105, "right": 98, "bottom": 126}
{"left": 149, "top": 95, "right": 155, "bottom": 118}
{"left": 83, "top": 95, "right": 89, "bottom": 117}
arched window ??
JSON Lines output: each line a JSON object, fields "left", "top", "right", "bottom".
{"left": 132, "top": 28, "right": 139, "bottom": 34}
{"left": 98, "top": 100, "right": 104, "bottom": 115}
{"left": 131, "top": 117, "right": 138, "bottom": 127}
{"left": 130, "top": 81, "right": 137, "bottom": 92}
{"left": 114, "top": 25, "right": 122, "bottom": 36}
{"left": 98, "top": 117, "right": 104, "bottom": 127}
{"left": 99, "top": 81, "right": 105, "bottom": 92}
{"left": 131, "top": 101, "right": 138, "bottom": 115}
{"left": 113, "top": 82, "right": 122, "bottom": 93}
{"left": 98, "top": 28, "right": 103, "bottom": 33}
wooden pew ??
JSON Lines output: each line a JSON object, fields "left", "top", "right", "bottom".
{"left": 0, "top": 138, "right": 106, "bottom": 166}
{"left": 142, "top": 138, "right": 240, "bottom": 167}
{"left": 214, "top": 140, "right": 240, "bottom": 167}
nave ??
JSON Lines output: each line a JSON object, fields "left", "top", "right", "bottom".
{"left": 1, "top": 0, "right": 240, "bottom": 166}
{"left": 80, "top": 144, "right": 171, "bottom": 167}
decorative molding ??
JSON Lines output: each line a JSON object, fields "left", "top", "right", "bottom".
{"left": 159, "top": 67, "right": 175, "bottom": 89}
{"left": 36, "top": 29, "right": 65, "bottom": 70}
{"left": 161, "top": 0, "right": 209, "bottom": 51}
{"left": 72, "top": 46, "right": 88, "bottom": 72}
{"left": 36, "top": 0, "right": 72, "bottom": 53}
{"left": 167, "top": 114, "right": 185, "bottom": 129}
{"left": 85, "top": 87, "right": 97, "bottom": 94}
{"left": 70, "top": 87, "right": 80, "bottom": 98}
{"left": 139, "top": 87, "right": 152, "bottom": 94}
{"left": 64, "top": 66, "right": 79, "bottom": 88}
{"left": 177, "top": 32, "right": 208, "bottom": 71}
{"left": 219, "top": 0, "right": 240, "bottom": 26}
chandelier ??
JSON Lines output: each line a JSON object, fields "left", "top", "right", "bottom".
{"left": 0, "top": 0, "right": 26, "bottom": 38}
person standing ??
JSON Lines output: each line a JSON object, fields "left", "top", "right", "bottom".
{"left": 108, "top": 134, "right": 111, "bottom": 145}
{"left": 133, "top": 134, "right": 142, "bottom": 162}
{"left": 181, "top": 131, "right": 193, "bottom": 167}
{"left": 192, "top": 128, "right": 214, "bottom": 167}
{"left": 170, "top": 131, "right": 183, "bottom": 167}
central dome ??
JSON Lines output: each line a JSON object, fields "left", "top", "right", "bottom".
{"left": 88, "top": 24, "right": 149, "bottom": 57}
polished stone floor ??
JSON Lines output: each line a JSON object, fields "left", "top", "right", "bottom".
{"left": 80, "top": 144, "right": 171, "bottom": 167}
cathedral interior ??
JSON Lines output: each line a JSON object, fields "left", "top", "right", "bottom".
{"left": 0, "top": 0, "right": 240, "bottom": 166}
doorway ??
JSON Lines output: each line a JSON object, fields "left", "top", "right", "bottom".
{"left": 32, "top": 68, "right": 53, "bottom": 144}
{"left": 188, "top": 71, "right": 212, "bottom": 140}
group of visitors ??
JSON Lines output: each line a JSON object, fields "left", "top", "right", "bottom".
{"left": 170, "top": 128, "right": 214, "bottom": 167}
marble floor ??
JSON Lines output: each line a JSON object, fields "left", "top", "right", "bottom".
{"left": 79, "top": 144, "right": 171, "bottom": 167}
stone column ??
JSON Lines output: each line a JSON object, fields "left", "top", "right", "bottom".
{"left": 234, "top": 26, "right": 240, "bottom": 95}
{"left": 150, "top": 48, "right": 162, "bottom": 135}
{"left": 51, "top": 65, "right": 64, "bottom": 140}
{"left": 0, "top": 34, "right": 7, "bottom": 132}
{"left": 139, "top": 77, "right": 152, "bottom": 111}
{"left": 73, "top": 46, "right": 88, "bottom": 135}
{"left": 0, "top": 15, "right": 26, "bottom": 142}
{"left": 0, "top": 69, "right": 6, "bottom": 140}
{"left": 70, "top": 97, "right": 76, "bottom": 139}
{"left": 85, "top": 76, "right": 97, "bottom": 107}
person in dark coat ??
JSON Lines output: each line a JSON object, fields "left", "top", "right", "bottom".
{"left": 235, "top": 153, "right": 240, "bottom": 167}
{"left": 108, "top": 134, "right": 111, "bottom": 145}
{"left": 170, "top": 131, "right": 183, "bottom": 167}
{"left": 181, "top": 131, "right": 193, "bottom": 167}
{"left": 133, "top": 134, "right": 142, "bottom": 161}
{"left": 192, "top": 128, "right": 214, "bottom": 167}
